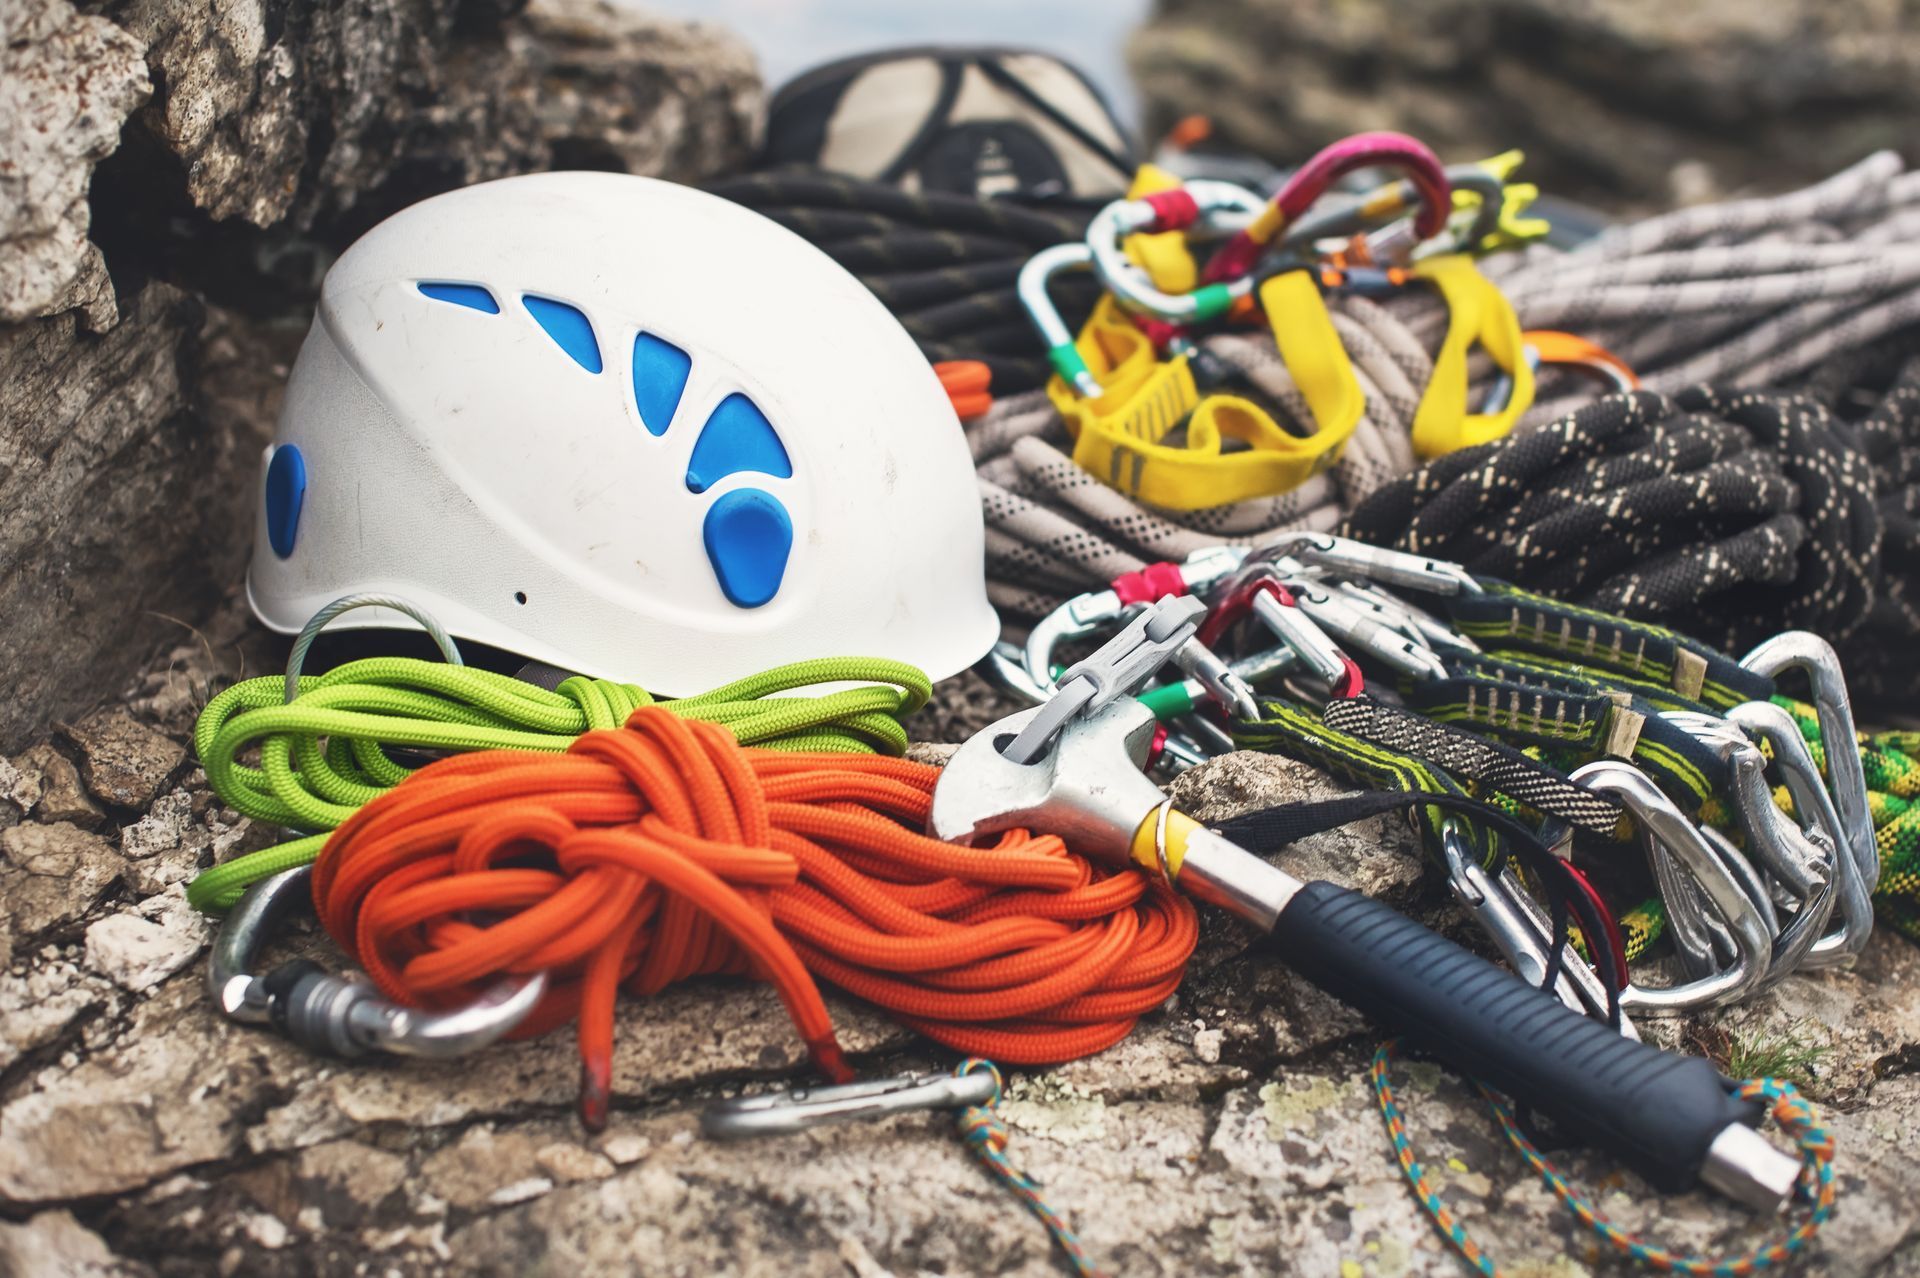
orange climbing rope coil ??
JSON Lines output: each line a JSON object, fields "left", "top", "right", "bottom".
{"left": 313, "top": 706, "right": 1198, "bottom": 1126}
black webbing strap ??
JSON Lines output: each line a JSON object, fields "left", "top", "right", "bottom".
{"left": 1323, "top": 697, "right": 1627, "bottom": 836}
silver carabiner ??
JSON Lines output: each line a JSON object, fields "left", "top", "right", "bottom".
{"left": 1017, "top": 242, "right": 1106, "bottom": 398}
{"left": 1572, "top": 761, "right": 1773, "bottom": 1013}
{"left": 1741, "top": 632, "right": 1877, "bottom": 896}
{"left": 211, "top": 865, "right": 546, "bottom": 1059}
{"left": 1724, "top": 700, "right": 1864, "bottom": 967}
{"left": 1085, "top": 180, "right": 1266, "bottom": 322}
{"left": 1437, "top": 821, "right": 1636, "bottom": 1038}
{"left": 1256, "top": 531, "right": 1483, "bottom": 599}
{"left": 1022, "top": 546, "right": 1249, "bottom": 692}
{"left": 979, "top": 641, "right": 1054, "bottom": 706}
{"left": 701, "top": 1071, "right": 998, "bottom": 1139}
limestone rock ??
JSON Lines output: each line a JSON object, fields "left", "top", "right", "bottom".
{"left": 0, "top": 0, "right": 152, "bottom": 329}
{"left": 1130, "top": 0, "right": 1920, "bottom": 209}
{"left": 0, "top": 955, "right": 113, "bottom": 1072}
{"left": 0, "top": 1210, "right": 146, "bottom": 1278}
{"left": 83, "top": 888, "right": 209, "bottom": 993}
{"left": 0, "top": 754, "right": 40, "bottom": 828}
{"left": 0, "top": 283, "right": 257, "bottom": 756}
{"left": 61, "top": 708, "right": 187, "bottom": 810}
{"left": 105, "top": 0, "right": 759, "bottom": 233}
{"left": 0, "top": 822, "right": 126, "bottom": 963}
{"left": 15, "top": 745, "right": 106, "bottom": 829}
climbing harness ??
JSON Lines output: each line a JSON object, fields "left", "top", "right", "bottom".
{"left": 250, "top": 170, "right": 997, "bottom": 694}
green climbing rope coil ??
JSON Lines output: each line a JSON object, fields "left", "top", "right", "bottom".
{"left": 187, "top": 656, "right": 931, "bottom": 912}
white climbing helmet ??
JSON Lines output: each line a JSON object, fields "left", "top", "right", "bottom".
{"left": 247, "top": 171, "right": 997, "bottom": 693}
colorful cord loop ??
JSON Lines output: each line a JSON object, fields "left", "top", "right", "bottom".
{"left": 953, "top": 1059, "right": 1105, "bottom": 1278}
{"left": 1371, "top": 1040, "right": 1835, "bottom": 1277}
{"left": 311, "top": 708, "right": 1198, "bottom": 1127}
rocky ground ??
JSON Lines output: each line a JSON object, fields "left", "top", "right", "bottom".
{"left": 2, "top": 596, "right": 1918, "bottom": 1276}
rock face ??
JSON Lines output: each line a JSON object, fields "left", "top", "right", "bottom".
{"left": 0, "top": 0, "right": 761, "bottom": 753}
{"left": 0, "top": 0, "right": 151, "bottom": 331}
{"left": 3, "top": 623, "right": 1919, "bottom": 1273}
{"left": 1129, "top": 0, "right": 1920, "bottom": 209}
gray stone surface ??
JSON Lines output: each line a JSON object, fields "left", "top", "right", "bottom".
{"left": 1, "top": 635, "right": 1916, "bottom": 1273}
{"left": 0, "top": 0, "right": 151, "bottom": 329}
{"left": 1130, "top": 0, "right": 1920, "bottom": 210}
{"left": 0, "top": 282, "right": 248, "bottom": 756}
{"left": 105, "top": 0, "right": 759, "bottom": 232}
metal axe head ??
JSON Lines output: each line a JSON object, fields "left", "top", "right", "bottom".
{"left": 929, "top": 698, "right": 1169, "bottom": 864}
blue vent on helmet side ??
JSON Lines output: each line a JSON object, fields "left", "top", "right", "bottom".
{"left": 702, "top": 489, "right": 793, "bottom": 608}
{"left": 522, "top": 296, "right": 602, "bottom": 373}
{"left": 417, "top": 282, "right": 500, "bottom": 313}
{"left": 685, "top": 393, "right": 792, "bottom": 494}
{"left": 632, "top": 332, "right": 692, "bottom": 437}
{"left": 264, "top": 444, "right": 307, "bottom": 559}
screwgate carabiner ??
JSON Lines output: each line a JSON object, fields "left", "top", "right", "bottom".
{"left": 211, "top": 865, "right": 546, "bottom": 1059}
{"left": 1085, "top": 179, "right": 1267, "bottom": 323}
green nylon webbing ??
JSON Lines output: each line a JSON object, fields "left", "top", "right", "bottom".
{"left": 187, "top": 656, "right": 931, "bottom": 913}
{"left": 1404, "top": 650, "right": 1729, "bottom": 814}
{"left": 1229, "top": 696, "right": 1665, "bottom": 961}
{"left": 1444, "top": 580, "right": 1774, "bottom": 711}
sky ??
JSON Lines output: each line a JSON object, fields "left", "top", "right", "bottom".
{"left": 632, "top": 0, "right": 1153, "bottom": 123}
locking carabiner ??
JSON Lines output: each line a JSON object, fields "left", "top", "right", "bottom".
{"left": 211, "top": 865, "right": 546, "bottom": 1059}
{"left": 1085, "top": 179, "right": 1267, "bottom": 323}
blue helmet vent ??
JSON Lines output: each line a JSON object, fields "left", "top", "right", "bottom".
{"left": 264, "top": 444, "right": 307, "bottom": 559}
{"left": 702, "top": 489, "right": 793, "bottom": 608}
{"left": 685, "top": 393, "right": 792, "bottom": 494}
{"left": 417, "top": 282, "right": 500, "bottom": 313}
{"left": 522, "top": 295, "right": 602, "bottom": 373}
{"left": 631, "top": 332, "right": 692, "bottom": 437}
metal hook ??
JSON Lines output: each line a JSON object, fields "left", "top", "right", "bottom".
{"left": 285, "top": 593, "right": 464, "bottom": 704}
{"left": 210, "top": 865, "right": 545, "bottom": 1059}
{"left": 1572, "top": 761, "right": 1773, "bottom": 1013}
{"left": 701, "top": 1070, "right": 999, "bottom": 1139}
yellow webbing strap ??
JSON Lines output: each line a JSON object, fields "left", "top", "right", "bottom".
{"left": 1409, "top": 254, "right": 1534, "bottom": 457}
{"left": 1046, "top": 272, "right": 1361, "bottom": 510}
